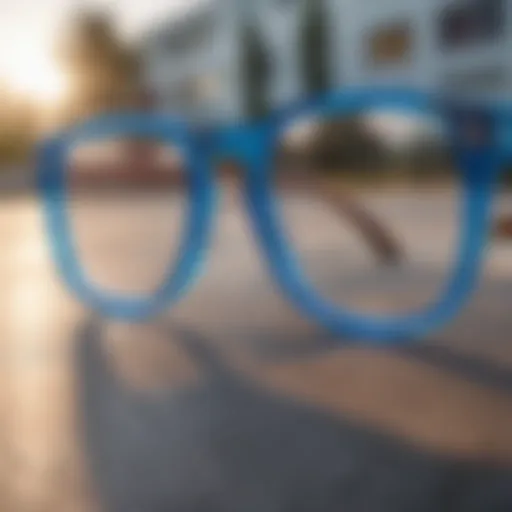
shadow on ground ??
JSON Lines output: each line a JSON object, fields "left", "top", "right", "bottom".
{"left": 74, "top": 317, "right": 512, "bottom": 512}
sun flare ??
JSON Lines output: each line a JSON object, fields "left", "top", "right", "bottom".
{"left": 3, "top": 46, "right": 66, "bottom": 104}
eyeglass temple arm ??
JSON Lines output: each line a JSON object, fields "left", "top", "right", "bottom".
{"left": 494, "top": 214, "right": 512, "bottom": 241}
{"left": 277, "top": 173, "right": 404, "bottom": 265}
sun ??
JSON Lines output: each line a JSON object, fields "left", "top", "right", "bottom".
{"left": 4, "top": 47, "right": 67, "bottom": 104}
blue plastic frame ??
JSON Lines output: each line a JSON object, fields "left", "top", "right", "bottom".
{"left": 37, "top": 87, "right": 507, "bottom": 343}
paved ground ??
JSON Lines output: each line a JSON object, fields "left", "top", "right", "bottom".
{"left": 1, "top": 187, "right": 512, "bottom": 511}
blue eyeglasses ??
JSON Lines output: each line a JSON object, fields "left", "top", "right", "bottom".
{"left": 37, "top": 87, "right": 509, "bottom": 344}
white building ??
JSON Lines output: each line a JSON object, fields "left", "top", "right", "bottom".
{"left": 142, "top": 0, "right": 240, "bottom": 121}
{"left": 141, "top": 0, "right": 512, "bottom": 123}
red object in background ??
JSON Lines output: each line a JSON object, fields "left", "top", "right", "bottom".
{"left": 69, "top": 143, "right": 185, "bottom": 190}
{"left": 68, "top": 88, "right": 189, "bottom": 190}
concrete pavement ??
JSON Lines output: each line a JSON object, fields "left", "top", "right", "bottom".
{"left": 0, "top": 188, "right": 511, "bottom": 511}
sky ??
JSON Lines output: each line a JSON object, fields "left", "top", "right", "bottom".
{"left": 0, "top": 0, "right": 200, "bottom": 91}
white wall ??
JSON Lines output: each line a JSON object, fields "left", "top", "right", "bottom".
{"left": 252, "top": 0, "right": 304, "bottom": 105}
{"left": 142, "top": 0, "right": 240, "bottom": 121}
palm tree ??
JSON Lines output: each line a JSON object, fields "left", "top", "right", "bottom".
{"left": 300, "top": 0, "right": 330, "bottom": 96}
{"left": 57, "top": 10, "right": 142, "bottom": 123}
{"left": 239, "top": 15, "right": 271, "bottom": 121}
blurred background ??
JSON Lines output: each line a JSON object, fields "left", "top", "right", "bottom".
{"left": 1, "top": 1, "right": 512, "bottom": 511}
